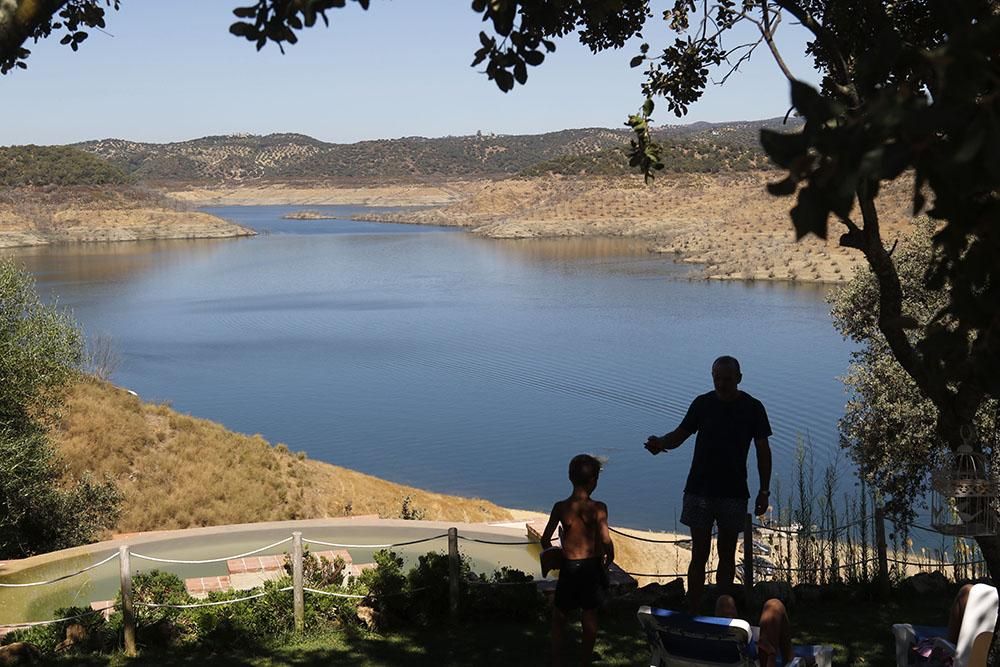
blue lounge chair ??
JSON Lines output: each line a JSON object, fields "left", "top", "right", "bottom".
{"left": 637, "top": 606, "right": 833, "bottom": 667}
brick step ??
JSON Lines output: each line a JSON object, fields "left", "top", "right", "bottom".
{"left": 186, "top": 558, "right": 374, "bottom": 598}
{"left": 226, "top": 549, "right": 351, "bottom": 575}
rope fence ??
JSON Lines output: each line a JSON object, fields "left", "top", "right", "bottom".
{"left": 2, "top": 511, "right": 993, "bottom": 650}
{"left": 609, "top": 527, "right": 696, "bottom": 544}
{"left": 0, "top": 551, "right": 120, "bottom": 588}
{"left": 456, "top": 535, "right": 535, "bottom": 546}
{"left": 131, "top": 537, "right": 293, "bottom": 565}
{"left": 134, "top": 588, "right": 293, "bottom": 609}
{"left": 302, "top": 534, "right": 448, "bottom": 549}
{"left": 0, "top": 605, "right": 117, "bottom": 629}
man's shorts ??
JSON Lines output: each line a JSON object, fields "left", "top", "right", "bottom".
{"left": 554, "top": 557, "right": 609, "bottom": 611}
{"left": 679, "top": 493, "right": 747, "bottom": 534}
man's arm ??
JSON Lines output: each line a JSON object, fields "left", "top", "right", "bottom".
{"left": 540, "top": 502, "right": 561, "bottom": 550}
{"left": 753, "top": 436, "right": 772, "bottom": 516}
{"left": 597, "top": 502, "right": 614, "bottom": 566}
{"left": 645, "top": 427, "right": 691, "bottom": 454}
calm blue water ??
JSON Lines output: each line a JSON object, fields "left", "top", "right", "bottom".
{"left": 7, "top": 205, "right": 854, "bottom": 531}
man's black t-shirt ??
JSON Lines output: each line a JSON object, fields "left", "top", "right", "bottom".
{"left": 679, "top": 390, "right": 772, "bottom": 499}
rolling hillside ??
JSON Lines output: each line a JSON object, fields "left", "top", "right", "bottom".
{"left": 71, "top": 119, "right": 798, "bottom": 182}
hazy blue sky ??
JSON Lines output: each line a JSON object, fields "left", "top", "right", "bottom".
{"left": 2, "top": 1, "right": 819, "bottom": 146}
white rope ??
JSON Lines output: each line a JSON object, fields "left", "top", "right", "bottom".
{"left": 0, "top": 552, "right": 120, "bottom": 588}
{"left": 134, "top": 587, "right": 294, "bottom": 609}
{"left": 303, "top": 587, "right": 368, "bottom": 599}
{"left": 0, "top": 605, "right": 117, "bottom": 629}
{"left": 131, "top": 537, "right": 293, "bottom": 564}
{"left": 302, "top": 533, "right": 448, "bottom": 549}
{"left": 467, "top": 579, "right": 538, "bottom": 586}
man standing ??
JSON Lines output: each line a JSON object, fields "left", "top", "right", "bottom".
{"left": 644, "top": 355, "right": 772, "bottom": 614}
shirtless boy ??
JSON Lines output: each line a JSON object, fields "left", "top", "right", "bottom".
{"left": 540, "top": 454, "right": 615, "bottom": 666}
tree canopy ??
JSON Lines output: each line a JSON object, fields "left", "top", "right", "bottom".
{"left": 0, "top": 259, "right": 120, "bottom": 558}
{"left": 832, "top": 219, "right": 999, "bottom": 524}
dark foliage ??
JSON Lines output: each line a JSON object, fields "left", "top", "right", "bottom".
{"left": 0, "top": 145, "right": 130, "bottom": 186}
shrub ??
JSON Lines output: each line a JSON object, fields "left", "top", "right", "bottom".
{"left": 190, "top": 578, "right": 295, "bottom": 648}
{"left": 467, "top": 566, "right": 545, "bottom": 621}
{"left": 0, "top": 606, "right": 113, "bottom": 653}
{"left": 108, "top": 570, "right": 196, "bottom": 647}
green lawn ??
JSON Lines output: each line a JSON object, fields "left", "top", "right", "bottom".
{"left": 33, "top": 587, "right": 953, "bottom": 666}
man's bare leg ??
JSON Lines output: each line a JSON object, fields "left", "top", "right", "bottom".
{"left": 551, "top": 607, "right": 567, "bottom": 667}
{"left": 580, "top": 608, "right": 598, "bottom": 666}
{"left": 688, "top": 524, "right": 713, "bottom": 614}
{"left": 715, "top": 525, "right": 740, "bottom": 597}
{"left": 757, "top": 598, "right": 792, "bottom": 667}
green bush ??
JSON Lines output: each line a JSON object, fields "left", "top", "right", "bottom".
{"left": 0, "top": 259, "right": 121, "bottom": 559}
{"left": 405, "top": 551, "right": 468, "bottom": 623}
{"left": 190, "top": 578, "right": 295, "bottom": 647}
{"left": 467, "top": 566, "right": 545, "bottom": 621}
{"left": 107, "top": 570, "right": 195, "bottom": 647}
{"left": 0, "top": 606, "right": 112, "bottom": 653}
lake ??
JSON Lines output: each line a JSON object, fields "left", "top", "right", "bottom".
{"left": 7, "top": 205, "right": 855, "bottom": 531}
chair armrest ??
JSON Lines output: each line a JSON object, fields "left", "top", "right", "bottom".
{"left": 891, "top": 624, "right": 917, "bottom": 667}
{"left": 931, "top": 637, "right": 956, "bottom": 656}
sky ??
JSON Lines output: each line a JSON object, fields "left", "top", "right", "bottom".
{"left": 0, "top": 1, "right": 819, "bottom": 146}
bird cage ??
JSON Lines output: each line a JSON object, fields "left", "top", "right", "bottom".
{"left": 930, "top": 444, "right": 1000, "bottom": 537}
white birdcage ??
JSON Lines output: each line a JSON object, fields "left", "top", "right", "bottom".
{"left": 930, "top": 440, "right": 1000, "bottom": 537}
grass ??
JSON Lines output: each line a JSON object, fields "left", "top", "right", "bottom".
{"left": 30, "top": 587, "right": 953, "bottom": 666}
{"left": 51, "top": 378, "right": 516, "bottom": 534}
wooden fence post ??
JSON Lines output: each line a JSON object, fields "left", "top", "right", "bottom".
{"left": 119, "top": 545, "right": 136, "bottom": 657}
{"left": 743, "top": 513, "right": 754, "bottom": 602}
{"left": 875, "top": 507, "right": 890, "bottom": 597}
{"left": 292, "top": 531, "right": 304, "bottom": 632}
{"left": 448, "top": 527, "right": 460, "bottom": 619}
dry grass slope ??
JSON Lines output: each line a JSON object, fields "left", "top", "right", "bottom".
{"left": 52, "top": 379, "right": 514, "bottom": 535}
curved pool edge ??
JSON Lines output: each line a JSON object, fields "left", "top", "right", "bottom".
{"left": 0, "top": 516, "right": 536, "bottom": 578}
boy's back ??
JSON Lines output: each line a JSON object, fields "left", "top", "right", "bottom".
{"left": 552, "top": 495, "right": 609, "bottom": 561}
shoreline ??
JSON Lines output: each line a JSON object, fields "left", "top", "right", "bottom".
{"left": 168, "top": 175, "right": 916, "bottom": 285}
{"left": 0, "top": 185, "right": 255, "bottom": 249}
{"left": 3, "top": 175, "right": 918, "bottom": 283}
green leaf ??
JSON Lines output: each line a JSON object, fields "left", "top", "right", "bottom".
{"left": 513, "top": 61, "right": 527, "bottom": 85}
{"left": 766, "top": 176, "right": 798, "bottom": 197}
{"left": 641, "top": 98, "right": 654, "bottom": 117}
{"left": 523, "top": 50, "right": 544, "bottom": 66}
{"left": 630, "top": 55, "right": 644, "bottom": 68}
{"left": 790, "top": 186, "right": 829, "bottom": 239}
{"left": 229, "top": 22, "right": 255, "bottom": 38}
{"left": 790, "top": 79, "right": 836, "bottom": 123}
{"left": 494, "top": 69, "right": 514, "bottom": 92}
{"left": 759, "top": 129, "right": 807, "bottom": 169}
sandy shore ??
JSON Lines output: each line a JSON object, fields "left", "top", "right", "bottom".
{"left": 0, "top": 188, "right": 255, "bottom": 248}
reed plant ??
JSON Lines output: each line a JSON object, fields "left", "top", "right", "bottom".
{"left": 756, "top": 435, "right": 988, "bottom": 588}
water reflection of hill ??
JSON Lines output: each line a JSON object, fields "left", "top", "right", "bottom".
{"left": 3, "top": 239, "right": 236, "bottom": 286}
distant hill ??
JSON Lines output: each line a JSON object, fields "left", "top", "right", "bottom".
{"left": 70, "top": 118, "right": 800, "bottom": 182}
{"left": 0, "top": 145, "right": 130, "bottom": 186}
